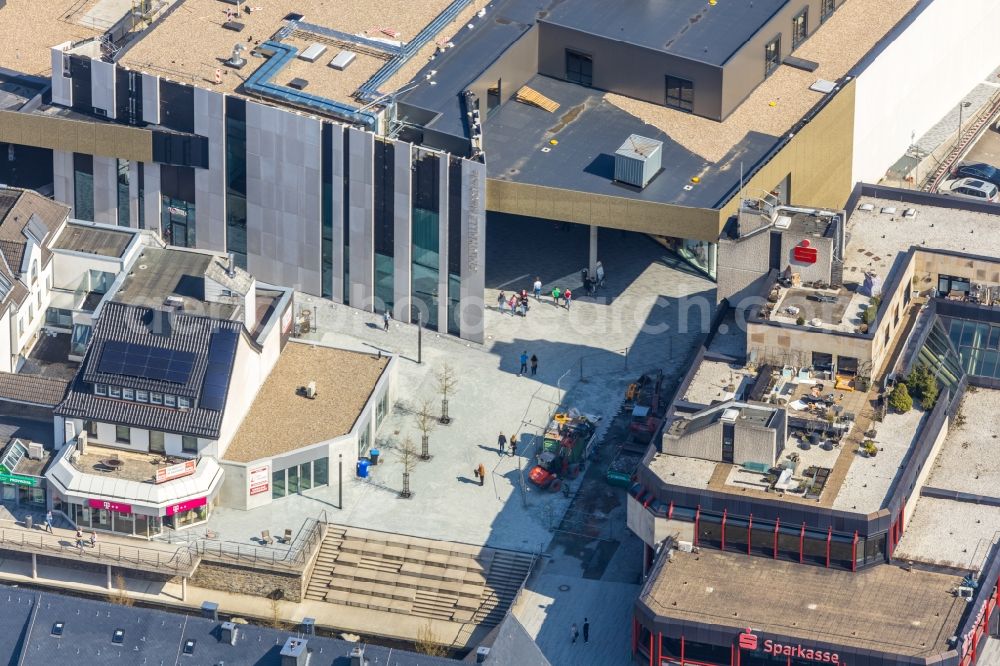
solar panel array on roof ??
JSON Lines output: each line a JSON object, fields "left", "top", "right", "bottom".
{"left": 97, "top": 341, "right": 196, "bottom": 384}
{"left": 200, "top": 330, "right": 238, "bottom": 411}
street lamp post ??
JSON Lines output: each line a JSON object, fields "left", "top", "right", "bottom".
{"left": 957, "top": 100, "right": 972, "bottom": 149}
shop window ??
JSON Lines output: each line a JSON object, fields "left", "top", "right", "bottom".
{"left": 864, "top": 532, "right": 887, "bottom": 565}
{"left": 565, "top": 50, "right": 593, "bottom": 87}
{"left": 792, "top": 8, "right": 808, "bottom": 49}
{"left": 358, "top": 422, "right": 371, "bottom": 457}
{"left": 750, "top": 522, "right": 776, "bottom": 557}
{"left": 777, "top": 525, "right": 800, "bottom": 561}
{"left": 181, "top": 436, "right": 198, "bottom": 453}
{"left": 665, "top": 75, "right": 694, "bottom": 112}
{"left": 313, "top": 457, "right": 329, "bottom": 487}
{"left": 765, "top": 36, "right": 781, "bottom": 76}
{"left": 802, "top": 529, "right": 828, "bottom": 566}
{"left": 149, "top": 431, "right": 165, "bottom": 455}
{"left": 699, "top": 512, "right": 724, "bottom": 549}
{"left": 376, "top": 391, "right": 388, "bottom": 427}
{"left": 725, "top": 517, "right": 750, "bottom": 552}
{"left": 115, "top": 425, "right": 130, "bottom": 444}
{"left": 272, "top": 468, "right": 286, "bottom": 499}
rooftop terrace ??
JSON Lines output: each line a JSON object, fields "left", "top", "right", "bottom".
{"left": 0, "top": 0, "right": 105, "bottom": 75}
{"left": 224, "top": 341, "right": 389, "bottom": 463}
{"left": 642, "top": 548, "right": 969, "bottom": 658}
{"left": 765, "top": 285, "right": 869, "bottom": 333}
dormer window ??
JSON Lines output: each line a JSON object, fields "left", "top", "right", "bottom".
{"left": 109, "top": 386, "right": 122, "bottom": 398}
{"left": 95, "top": 384, "right": 108, "bottom": 396}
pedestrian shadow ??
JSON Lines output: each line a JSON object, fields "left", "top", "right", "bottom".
{"left": 477, "top": 444, "right": 503, "bottom": 455}
{"left": 456, "top": 476, "right": 480, "bottom": 485}
{"left": 364, "top": 322, "right": 381, "bottom": 330}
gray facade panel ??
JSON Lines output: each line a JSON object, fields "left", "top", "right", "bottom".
{"left": 92, "top": 155, "right": 117, "bottom": 225}
{"left": 329, "top": 124, "right": 345, "bottom": 304}
{"left": 52, "top": 150, "right": 73, "bottom": 211}
{"left": 142, "top": 162, "right": 161, "bottom": 231}
{"left": 194, "top": 87, "right": 226, "bottom": 251}
{"left": 459, "top": 159, "right": 486, "bottom": 343}
{"left": 128, "top": 161, "right": 140, "bottom": 228}
{"left": 391, "top": 139, "right": 412, "bottom": 320}
{"left": 245, "top": 102, "right": 322, "bottom": 295}
{"left": 348, "top": 127, "right": 374, "bottom": 309}
{"left": 90, "top": 59, "right": 116, "bottom": 119}
{"left": 140, "top": 73, "right": 160, "bottom": 125}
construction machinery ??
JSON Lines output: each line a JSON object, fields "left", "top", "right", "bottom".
{"left": 528, "top": 411, "right": 597, "bottom": 492}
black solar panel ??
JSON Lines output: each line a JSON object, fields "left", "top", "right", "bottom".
{"left": 97, "top": 341, "right": 196, "bottom": 384}
{"left": 200, "top": 330, "right": 238, "bottom": 411}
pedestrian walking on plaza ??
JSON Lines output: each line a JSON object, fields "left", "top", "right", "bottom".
{"left": 498, "top": 291, "right": 506, "bottom": 313}
{"left": 508, "top": 294, "right": 518, "bottom": 314}
{"left": 75, "top": 528, "right": 84, "bottom": 550}
{"left": 551, "top": 286, "right": 562, "bottom": 305}
{"left": 533, "top": 277, "right": 542, "bottom": 300}
{"left": 383, "top": 310, "right": 391, "bottom": 331}
{"left": 530, "top": 354, "right": 538, "bottom": 376}
{"left": 571, "top": 622, "right": 579, "bottom": 644}
{"left": 583, "top": 618, "right": 590, "bottom": 643}
{"left": 596, "top": 261, "right": 605, "bottom": 288}
{"left": 519, "top": 350, "right": 528, "bottom": 376}
{"left": 476, "top": 462, "right": 486, "bottom": 486}
{"left": 90, "top": 531, "right": 97, "bottom": 548}
{"left": 564, "top": 288, "right": 572, "bottom": 309}
{"left": 45, "top": 510, "right": 53, "bottom": 533}
{"left": 510, "top": 435, "right": 518, "bottom": 457}
{"left": 498, "top": 432, "right": 507, "bottom": 455}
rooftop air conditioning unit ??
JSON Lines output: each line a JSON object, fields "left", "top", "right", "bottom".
{"left": 305, "top": 381, "right": 317, "bottom": 399}
{"left": 614, "top": 134, "right": 663, "bottom": 189}
{"left": 164, "top": 295, "right": 184, "bottom": 311}
{"left": 677, "top": 540, "right": 695, "bottom": 553}
{"left": 774, "top": 215, "right": 792, "bottom": 230}
{"left": 958, "top": 586, "right": 975, "bottom": 600}
{"left": 721, "top": 408, "right": 740, "bottom": 423}
{"left": 28, "top": 442, "right": 44, "bottom": 460}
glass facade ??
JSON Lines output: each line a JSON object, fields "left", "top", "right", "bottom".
{"left": 116, "top": 159, "right": 129, "bottom": 226}
{"left": 447, "top": 159, "right": 463, "bottom": 336}
{"left": 342, "top": 130, "right": 351, "bottom": 305}
{"left": 161, "top": 196, "right": 195, "bottom": 247}
{"left": 321, "top": 123, "right": 334, "bottom": 297}
{"left": 412, "top": 153, "right": 440, "bottom": 327}
{"left": 270, "top": 459, "right": 329, "bottom": 499}
{"left": 137, "top": 162, "right": 145, "bottom": 228}
{"left": 944, "top": 316, "right": 1000, "bottom": 380}
{"left": 225, "top": 97, "right": 248, "bottom": 268}
{"left": 374, "top": 140, "right": 395, "bottom": 311}
{"left": 913, "top": 317, "right": 966, "bottom": 392}
{"left": 73, "top": 152, "right": 94, "bottom": 222}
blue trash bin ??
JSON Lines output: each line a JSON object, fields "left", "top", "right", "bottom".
{"left": 356, "top": 459, "right": 370, "bottom": 478}
{"left": 370, "top": 449, "right": 380, "bottom": 465}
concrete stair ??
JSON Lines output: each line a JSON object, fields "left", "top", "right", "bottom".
{"left": 303, "top": 525, "right": 534, "bottom": 627}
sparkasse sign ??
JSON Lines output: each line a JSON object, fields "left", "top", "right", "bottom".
{"left": 739, "top": 630, "right": 841, "bottom": 664}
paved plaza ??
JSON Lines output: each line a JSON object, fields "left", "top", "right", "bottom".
{"left": 185, "top": 222, "right": 711, "bottom": 557}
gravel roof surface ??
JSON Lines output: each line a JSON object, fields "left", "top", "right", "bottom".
{"left": 0, "top": 0, "right": 103, "bottom": 75}
{"left": 927, "top": 388, "right": 1000, "bottom": 496}
{"left": 117, "top": 0, "right": 468, "bottom": 100}
{"left": 845, "top": 196, "right": 1000, "bottom": 278}
{"left": 604, "top": 0, "right": 922, "bottom": 163}
{"left": 895, "top": 496, "right": 1000, "bottom": 570}
{"left": 831, "top": 405, "right": 925, "bottom": 512}
{"left": 224, "top": 341, "right": 388, "bottom": 463}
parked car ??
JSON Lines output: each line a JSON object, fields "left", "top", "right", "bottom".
{"left": 953, "top": 162, "right": 1000, "bottom": 189}
{"left": 940, "top": 177, "right": 999, "bottom": 202}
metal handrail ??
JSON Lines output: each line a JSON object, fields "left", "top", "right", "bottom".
{"left": 0, "top": 526, "right": 198, "bottom": 573}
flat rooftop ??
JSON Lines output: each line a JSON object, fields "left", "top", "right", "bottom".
{"left": 895, "top": 389, "right": 1000, "bottom": 570}
{"left": 541, "top": 0, "right": 787, "bottom": 66}
{"left": 71, "top": 443, "right": 167, "bottom": 483}
{"left": 681, "top": 359, "right": 756, "bottom": 405}
{"left": 643, "top": 549, "right": 969, "bottom": 658}
{"left": 117, "top": 0, "right": 479, "bottom": 106}
{"left": 846, "top": 196, "right": 1000, "bottom": 280}
{"left": 52, "top": 221, "right": 134, "bottom": 258}
{"left": 0, "top": 0, "right": 106, "bottom": 75}
{"left": 224, "top": 341, "right": 389, "bottom": 463}
{"left": 766, "top": 286, "right": 870, "bottom": 333}
{"left": 111, "top": 246, "right": 241, "bottom": 319}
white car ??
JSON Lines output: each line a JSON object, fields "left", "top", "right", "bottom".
{"left": 940, "top": 177, "right": 999, "bottom": 202}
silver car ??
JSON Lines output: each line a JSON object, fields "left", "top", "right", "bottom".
{"left": 941, "top": 177, "right": 999, "bottom": 202}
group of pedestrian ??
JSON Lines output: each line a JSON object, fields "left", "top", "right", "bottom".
{"left": 580, "top": 261, "right": 605, "bottom": 297}
{"left": 571, "top": 618, "right": 591, "bottom": 644}
{"left": 497, "top": 432, "right": 519, "bottom": 457}
{"left": 550, "top": 286, "right": 573, "bottom": 309}
{"left": 517, "top": 350, "right": 538, "bottom": 377}
{"left": 75, "top": 527, "right": 97, "bottom": 550}
{"left": 497, "top": 289, "right": 531, "bottom": 317}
